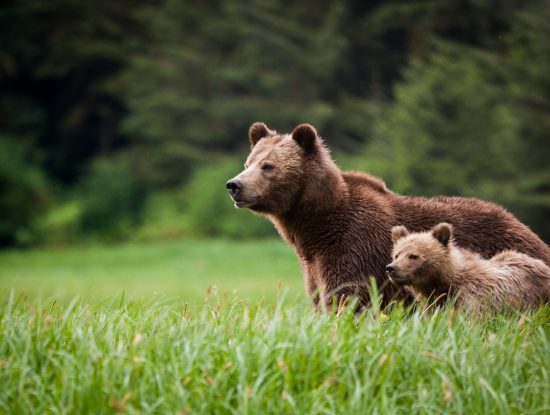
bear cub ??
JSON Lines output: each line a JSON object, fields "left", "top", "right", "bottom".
{"left": 386, "top": 223, "right": 550, "bottom": 311}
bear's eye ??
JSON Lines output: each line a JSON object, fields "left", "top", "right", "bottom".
{"left": 408, "top": 254, "right": 419, "bottom": 260}
{"left": 261, "top": 163, "right": 274, "bottom": 171}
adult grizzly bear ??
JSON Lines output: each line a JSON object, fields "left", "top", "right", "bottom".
{"left": 386, "top": 223, "right": 550, "bottom": 311}
{"left": 226, "top": 122, "right": 550, "bottom": 309}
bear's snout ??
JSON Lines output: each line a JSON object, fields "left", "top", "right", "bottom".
{"left": 386, "top": 264, "right": 407, "bottom": 284}
{"left": 226, "top": 179, "right": 243, "bottom": 198}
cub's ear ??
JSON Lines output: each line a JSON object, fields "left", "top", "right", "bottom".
{"left": 391, "top": 225, "right": 409, "bottom": 244}
{"left": 249, "top": 122, "right": 273, "bottom": 148}
{"left": 291, "top": 123, "right": 318, "bottom": 152}
{"left": 431, "top": 222, "right": 453, "bottom": 247}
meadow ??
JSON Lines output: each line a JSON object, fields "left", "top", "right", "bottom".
{"left": 0, "top": 239, "right": 302, "bottom": 304}
{"left": 1, "top": 239, "right": 549, "bottom": 414}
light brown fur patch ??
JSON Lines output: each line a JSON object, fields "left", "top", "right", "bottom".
{"left": 388, "top": 223, "right": 550, "bottom": 312}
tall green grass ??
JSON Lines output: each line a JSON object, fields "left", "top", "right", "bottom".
{"left": 1, "top": 291, "right": 549, "bottom": 414}
{"left": 1, "top": 240, "right": 549, "bottom": 414}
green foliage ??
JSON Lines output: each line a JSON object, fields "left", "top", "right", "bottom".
{"left": 118, "top": 0, "right": 351, "bottom": 167}
{"left": 184, "top": 159, "right": 275, "bottom": 239}
{"left": 1, "top": 292, "right": 549, "bottom": 413}
{"left": 363, "top": 48, "right": 520, "bottom": 200}
{"left": 78, "top": 153, "right": 144, "bottom": 239}
{"left": 351, "top": 6, "right": 550, "bottom": 241}
{"left": 0, "top": 136, "right": 49, "bottom": 246}
{"left": 499, "top": 6, "right": 550, "bottom": 240}
{"left": 30, "top": 201, "right": 82, "bottom": 247}
{"left": 2, "top": 0, "right": 550, "bottom": 244}
{"left": 0, "top": 0, "right": 138, "bottom": 183}
{"left": 134, "top": 191, "right": 189, "bottom": 241}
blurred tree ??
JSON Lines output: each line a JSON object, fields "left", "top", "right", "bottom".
{"left": 1, "top": 0, "right": 549, "bottom": 244}
{"left": 0, "top": 136, "right": 49, "bottom": 246}
{"left": 0, "top": 0, "right": 144, "bottom": 243}
{"left": 79, "top": 153, "right": 144, "bottom": 239}
{"left": 363, "top": 47, "right": 520, "bottom": 198}
{"left": 357, "top": 1, "right": 550, "bottom": 241}
{"left": 499, "top": 4, "right": 550, "bottom": 241}
{"left": 0, "top": 0, "right": 141, "bottom": 183}
{"left": 118, "top": 0, "right": 350, "bottom": 186}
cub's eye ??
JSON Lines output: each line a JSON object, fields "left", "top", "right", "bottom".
{"left": 261, "top": 163, "right": 274, "bottom": 171}
{"left": 408, "top": 254, "right": 419, "bottom": 260}
{"left": 395, "top": 254, "right": 399, "bottom": 259}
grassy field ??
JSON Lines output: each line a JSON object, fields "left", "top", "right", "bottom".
{"left": 0, "top": 239, "right": 303, "bottom": 304}
{"left": 1, "top": 239, "right": 550, "bottom": 414}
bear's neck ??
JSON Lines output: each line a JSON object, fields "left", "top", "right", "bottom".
{"left": 413, "top": 276, "right": 458, "bottom": 305}
{"left": 291, "top": 156, "right": 346, "bottom": 212}
{"left": 414, "top": 247, "right": 467, "bottom": 303}
{"left": 271, "top": 162, "right": 348, "bottom": 251}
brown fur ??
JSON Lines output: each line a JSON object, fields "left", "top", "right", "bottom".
{"left": 227, "top": 122, "right": 550, "bottom": 309}
{"left": 387, "top": 223, "right": 550, "bottom": 311}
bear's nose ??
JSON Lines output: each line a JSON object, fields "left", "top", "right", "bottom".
{"left": 226, "top": 179, "right": 243, "bottom": 198}
{"left": 385, "top": 265, "right": 396, "bottom": 275}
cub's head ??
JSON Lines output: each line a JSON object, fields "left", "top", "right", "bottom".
{"left": 385, "top": 223, "right": 453, "bottom": 287}
{"left": 226, "top": 122, "right": 331, "bottom": 215}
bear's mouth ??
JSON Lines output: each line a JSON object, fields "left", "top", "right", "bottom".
{"left": 387, "top": 274, "right": 410, "bottom": 285}
{"left": 232, "top": 197, "right": 258, "bottom": 209}
{"left": 234, "top": 200, "right": 252, "bottom": 208}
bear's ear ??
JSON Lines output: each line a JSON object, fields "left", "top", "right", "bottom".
{"left": 391, "top": 225, "right": 409, "bottom": 244}
{"left": 431, "top": 223, "right": 453, "bottom": 247}
{"left": 249, "top": 122, "right": 272, "bottom": 148}
{"left": 291, "top": 123, "right": 318, "bottom": 152}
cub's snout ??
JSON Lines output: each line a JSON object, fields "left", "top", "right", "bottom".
{"left": 385, "top": 263, "right": 408, "bottom": 285}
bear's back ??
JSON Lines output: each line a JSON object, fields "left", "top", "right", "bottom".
{"left": 342, "top": 171, "right": 391, "bottom": 195}
{"left": 394, "top": 195, "right": 550, "bottom": 266}
{"left": 451, "top": 247, "right": 550, "bottom": 309}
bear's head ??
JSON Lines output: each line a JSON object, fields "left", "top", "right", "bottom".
{"left": 385, "top": 223, "right": 453, "bottom": 288}
{"left": 226, "top": 122, "right": 337, "bottom": 215}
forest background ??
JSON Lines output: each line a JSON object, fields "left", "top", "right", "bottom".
{"left": 1, "top": 0, "right": 549, "bottom": 248}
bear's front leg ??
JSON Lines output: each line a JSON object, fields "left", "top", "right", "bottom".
{"left": 312, "top": 257, "right": 373, "bottom": 313}
{"left": 321, "top": 283, "right": 372, "bottom": 313}
{"left": 300, "top": 258, "right": 321, "bottom": 311}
